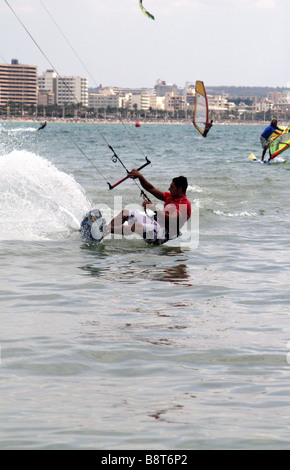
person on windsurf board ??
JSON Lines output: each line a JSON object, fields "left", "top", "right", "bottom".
{"left": 203, "top": 120, "right": 213, "bottom": 138}
{"left": 260, "top": 119, "right": 283, "bottom": 162}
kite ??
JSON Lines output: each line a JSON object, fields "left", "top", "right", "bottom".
{"left": 139, "top": 0, "right": 155, "bottom": 20}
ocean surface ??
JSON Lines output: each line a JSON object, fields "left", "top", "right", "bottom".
{"left": 1, "top": 121, "right": 290, "bottom": 450}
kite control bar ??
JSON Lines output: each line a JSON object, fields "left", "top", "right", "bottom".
{"left": 108, "top": 156, "right": 151, "bottom": 190}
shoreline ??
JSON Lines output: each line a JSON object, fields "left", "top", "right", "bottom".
{"left": 0, "top": 117, "right": 274, "bottom": 126}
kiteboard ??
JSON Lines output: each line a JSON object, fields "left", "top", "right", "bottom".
{"left": 80, "top": 209, "right": 106, "bottom": 243}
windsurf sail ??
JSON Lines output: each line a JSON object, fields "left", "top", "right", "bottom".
{"left": 139, "top": 0, "right": 155, "bottom": 20}
{"left": 193, "top": 81, "right": 209, "bottom": 136}
{"left": 269, "top": 127, "right": 290, "bottom": 159}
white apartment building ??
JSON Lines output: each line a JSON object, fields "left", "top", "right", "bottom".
{"left": 207, "top": 94, "right": 235, "bottom": 113}
{"left": 38, "top": 70, "right": 57, "bottom": 106}
{"left": 151, "top": 95, "right": 165, "bottom": 111}
{"left": 88, "top": 90, "right": 164, "bottom": 112}
{"left": 185, "top": 88, "right": 195, "bottom": 109}
{"left": 56, "top": 76, "right": 88, "bottom": 106}
{"left": 38, "top": 70, "right": 88, "bottom": 106}
{"left": 38, "top": 69, "right": 57, "bottom": 93}
{"left": 88, "top": 93, "right": 122, "bottom": 109}
{"left": 164, "top": 92, "right": 187, "bottom": 112}
{"left": 125, "top": 93, "right": 164, "bottom": 111}
{"left": 254, "top": 99, "right": 273, "bottom": 113}
{"left": 130, "top": 93, "right": 150, "bottom": 110}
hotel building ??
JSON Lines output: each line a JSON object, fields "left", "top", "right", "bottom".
{"left": 56, "top": 76, "right": 88, "bottom": 107}
{"left": 38, "top": 70, "right": 88, "bottom": 107}
{"left": 0, "top": 59, "right": 37, "bottom": 106}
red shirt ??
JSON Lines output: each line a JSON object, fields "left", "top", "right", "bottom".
{"left": 162, "top": 192, "right": 191, "bottom": 223}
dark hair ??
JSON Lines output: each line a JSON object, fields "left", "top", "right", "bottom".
{"left": 173, "top": 176, "right": 188, "bottom": 193}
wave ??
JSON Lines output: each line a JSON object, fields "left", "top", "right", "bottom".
{"left": 0, "top": 150, "right": 91, "bottom": 241}
{"left": 213, "top": 210, "right": 257, "bottom": 218}
{"left": 0, "top": 124, "right": 37, "bottom": 133}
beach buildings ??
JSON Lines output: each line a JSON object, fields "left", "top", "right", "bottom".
{"left": 0, "top": 59, "right": 38, "bottom": 107}
{"left": 38, "top": 69, "right": 88, "bottom": 107}
{"left": 0, "top": 62, "right": 88, "bottom": 109}
{"left": 1, "top": 59, "right": 289, "bottom": 119}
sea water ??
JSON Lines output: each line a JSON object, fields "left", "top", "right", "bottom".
{"left": 1, "top": 121, "right": 290, "bottom": 450}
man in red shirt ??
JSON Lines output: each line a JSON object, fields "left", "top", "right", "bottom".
{"left": 106, "top": 170, "right": 191, "bottom": 245}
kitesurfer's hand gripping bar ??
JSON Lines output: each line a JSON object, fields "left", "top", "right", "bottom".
{"left": 108, "top": 157, "right": 151, "bottom": 190}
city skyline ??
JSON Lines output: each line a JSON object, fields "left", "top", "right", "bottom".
{"left": 2, "top": 58, "right": 290, "bottom": 95}
{"left": 1, "top": 61, "right": 289, "bottom": 120}
{"left": 0, "top": 0, "right": 289, "bottom": 90}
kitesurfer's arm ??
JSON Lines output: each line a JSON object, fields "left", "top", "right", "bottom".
{"left": 129, "top": 169, "right": 165, "bottom": 201}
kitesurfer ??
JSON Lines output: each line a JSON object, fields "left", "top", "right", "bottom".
{"left": 260, "top": 119, "right": 283, "bottom": 162}
{"left": 37, "top": 121, "right": 47, "bottom": 131}
{"left": 105, "top": 170, "right": 191, "bottom": 245}
{"left": 203, "top": 120, "right": 213, "bottom": 138}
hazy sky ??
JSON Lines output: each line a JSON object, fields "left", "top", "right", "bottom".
{"left": 0, "top": 0, "right": 289, "bottom": 89}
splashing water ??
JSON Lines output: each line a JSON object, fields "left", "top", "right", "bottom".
{"left": 0, "top": 150, "right": 91, "bottom": 241}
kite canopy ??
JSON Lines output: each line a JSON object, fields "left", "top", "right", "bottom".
{"left": 139, "top": 0, "right": 155, "bottom": 20}
{"left": 193, "top": 81, "right": 209, "bottom": 136}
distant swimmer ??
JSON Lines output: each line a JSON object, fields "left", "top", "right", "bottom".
{"left": 104, "top": 170, "right": 191, "bottom": 245}
{"left": 260, "top": 119, "right": 283, "bottom": 162}
{"left": 37, "top": 121, "right": 47, "bottom": 131}
{"left": 203, "top": 120, "right": 213, "bottom": 138}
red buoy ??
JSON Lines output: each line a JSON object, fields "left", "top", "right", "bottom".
{"left": 135, "top": 122, "right": 141, "bottom": 128}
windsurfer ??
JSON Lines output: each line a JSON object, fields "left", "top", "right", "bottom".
{"left": 203, "top": 120, "right": 213, "bottom": 138}
{"left": 260, "top": 119, "right": 283, "bottom": 162}
{"left": 105, "top": 170, "right": 191, "bottom": 245}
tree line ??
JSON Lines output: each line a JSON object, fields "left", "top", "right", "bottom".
{"left": 0, "top": 100, "right": 289, "bottom": 122}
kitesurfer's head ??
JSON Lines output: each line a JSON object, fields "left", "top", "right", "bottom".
{"left": 170, "top": 176, "right": 188, "bottom": 196}
{"left": 271, "top": 119, "right": 278, "bottom": 127}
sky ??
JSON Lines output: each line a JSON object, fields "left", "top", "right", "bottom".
{"left": 0, "top": 0, "right": 289, "bottom": 89}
